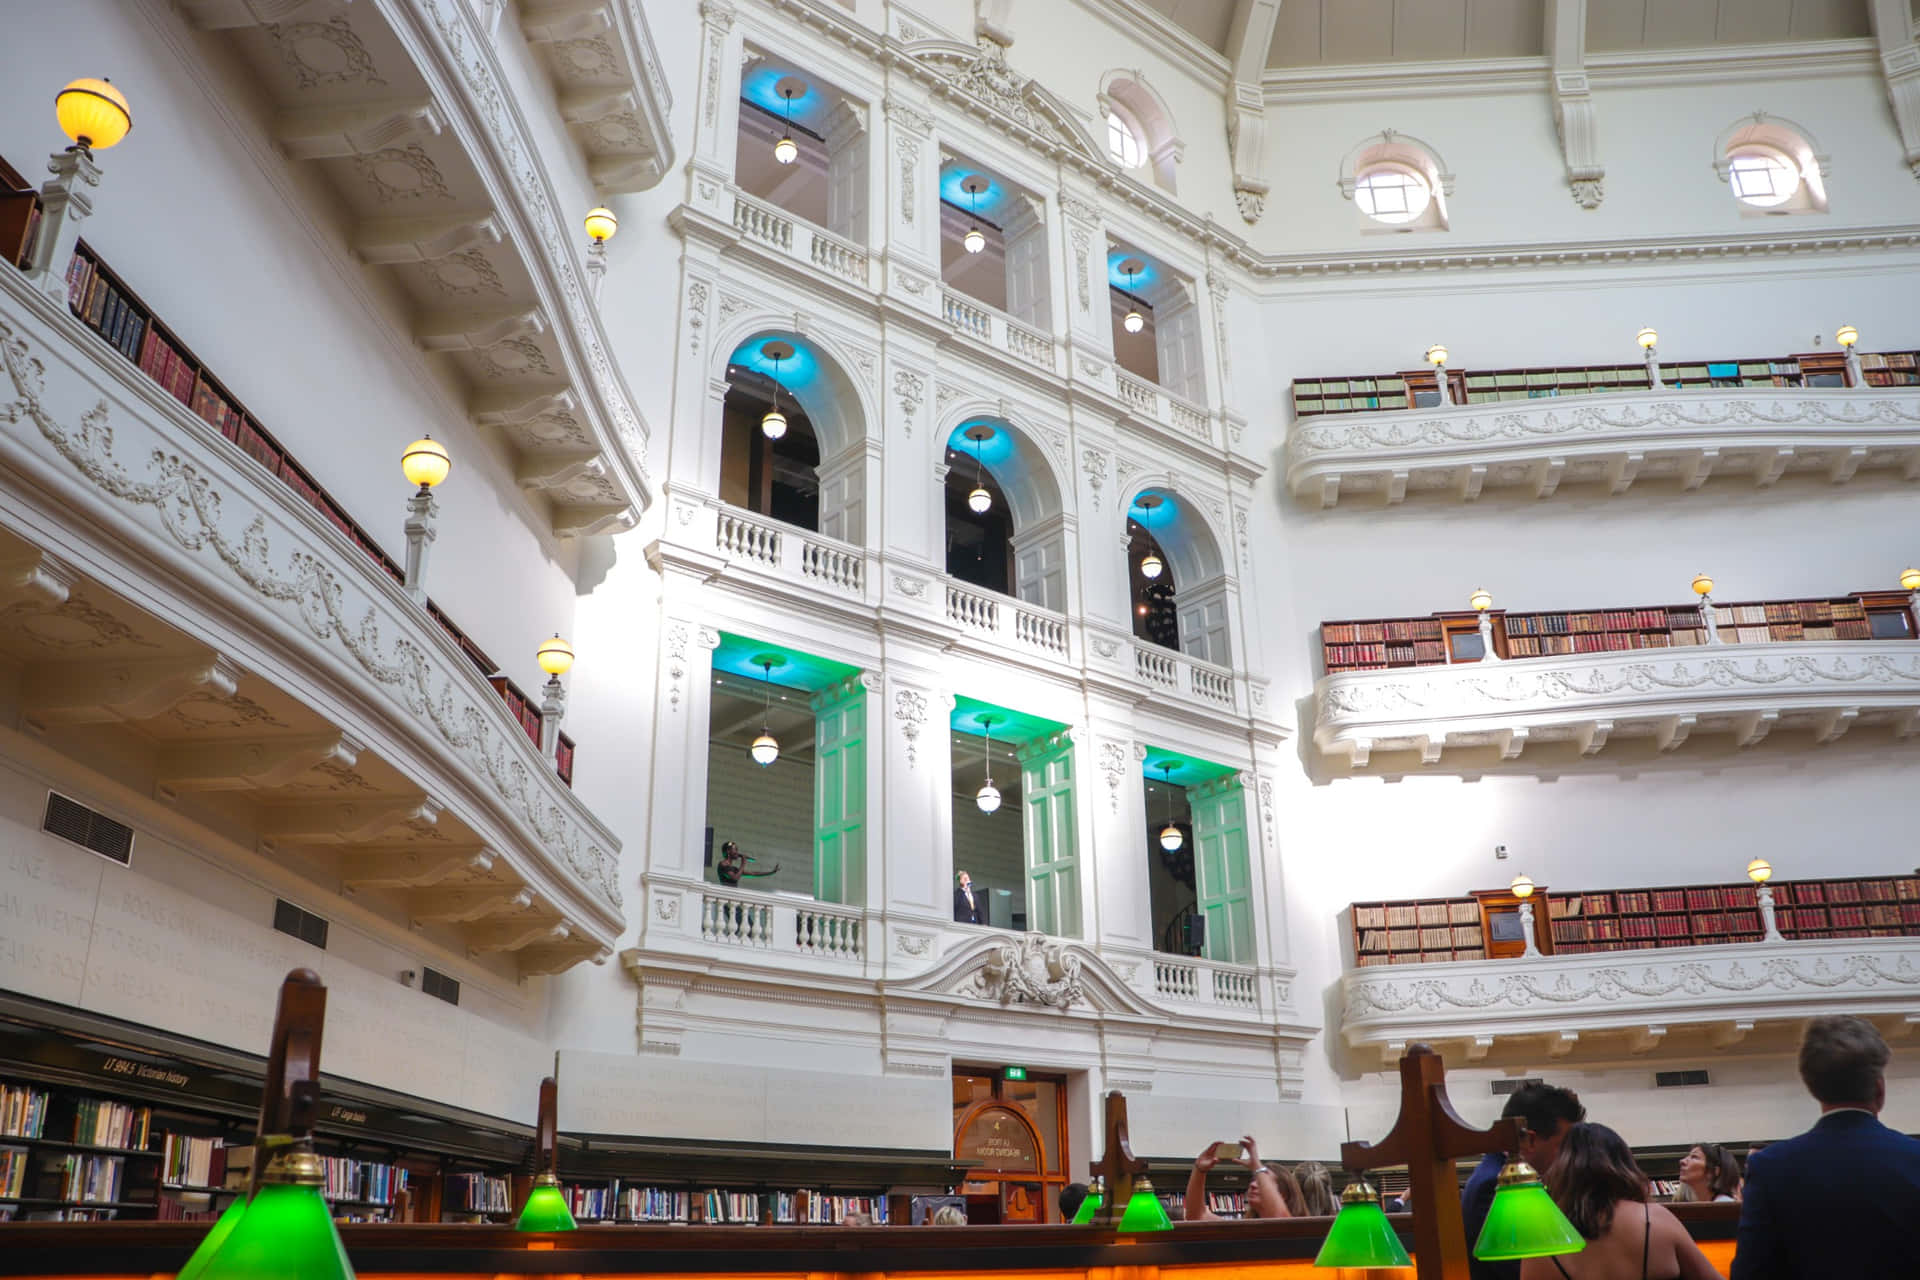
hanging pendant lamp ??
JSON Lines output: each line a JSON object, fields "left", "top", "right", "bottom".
{"left": 976, "top": 715, "right": 1001, "bottom": 814}
{"left": 760, "top": 341, "right": 793, "bottom": 440}
{"left": 750, "top": 658, "right": 780, "bottom": 766}
{"left": 773, "top": 81, "right": 800, "bottom": 165}
{"left": 963, "top": 424, "right": 993, "bottom": 514}
{"left": 1121, "top": 259, "right": 1146, "bottom": 334}
{"left": 1157, "top": 762, "right": 1182, "bottom": 852}
{"left": 960, "top": 174, "right": 989, "bottom": 254}
{"left": 1140, "top": 548, "right": 1163, "bottom": 580}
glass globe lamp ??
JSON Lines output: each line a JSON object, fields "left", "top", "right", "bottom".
{"left": 968, "top": 484, "right": 992, "bottom": 514}
{"left": 1510, "top": 874, "right": 1534, "bottom": 898}
{"left": 56, "top": 78, "right": 132, "bottom": 153}
{"left": 1747, "top": 857, "right": 1773, "bottom": 884}
{"left": 1636, "top": 327, "right": 1658, "bottom": 349}
{"left": 751, "top": 731, "right": 779, "bottom": 766}
{"left": 1692, "top": 572, "right": 1714, "bottom": 597}
{"left": 1470, "top": 587, "right": 1493, "bottom": 612}
{"left": 1900, "top": 567, "right": 1920, "bottom": 592}
{"left": 773, "top": 133, "right": 798, "bottom": 164}
{"left": 1140, "top": 552, "right": 1163, "bottom": 580}
{"left": 583, "top": 206, "right": 618, "bottom": 243}
{"left": 400, "top": 437, "right": 451, "bottom": 490}
{"left": 1426, "top": 343, "right": 1449, "bottom": 366}
{"left": 761, "top": 406, "right": 788, "bottom": 440}
{"left": 963, "top": 226, "right": 985, "bottom": 254}
{"left": 537, "top": 635, "right": 575, "bottom": 677}
{"left": 976, "top": 780, "right": 1001, "bottom": 814}
{"left": 1836, "top": 325, "right": 1858, "bottom": 348}
{"left": 1159, "top": 823, "right": 1183, "bottom": 852}
{"left": 1123, "top": 306, "right": 1144, "bottom": 334}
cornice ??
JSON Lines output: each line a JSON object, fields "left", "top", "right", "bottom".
{"left": 1074, "top": 0, "right": 1232, "bottom": 88}
{"left": 1585, "top": 37, "right": 1880, "bottom": 88}
{"left": 1261, "top": 55, "right": 1550, "bottom": 103}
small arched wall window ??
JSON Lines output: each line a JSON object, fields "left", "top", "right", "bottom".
{"left": 1099, "top": 71, "right": 1182, "bottom": 193}
{"left": 1339, "top": 131, "right": 1452, "bottom": 232}
{"left": 1714, "top": 113, "right": 1828, "bottom": 216}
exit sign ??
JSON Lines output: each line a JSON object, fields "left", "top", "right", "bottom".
{"left": 1003, "top": 1066, "right": 1027, "bottom": 1081}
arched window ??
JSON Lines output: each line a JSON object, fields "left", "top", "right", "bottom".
{"left": 1340, "top": 131, "right": 1452, "bottom": 232}
{"left": 1124, "top": 488, "right": 1231, "bottom": 667}
{"left": 1098, "top": 71, "right": 1182, "bottom": 192}
{"left": 941, "top": 418, "right": 1068, "bottom": 612}
{"left": 718, "top": 331, "right": 869, "bottom": 546}
{"left": 1715, "top": 113, "right": 1828, "bottom": 215}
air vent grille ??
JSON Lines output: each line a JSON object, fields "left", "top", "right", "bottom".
{"left": 272, "top": 899, "right": 330, "bottom": 950}
{"left": 42, "top": 792, "right": 134, "bottom": 866}
{"left": 1491, "top": 1077, "right": 1544, "bottom": 1096}
{"left": 1655, "top": 1069, "right": 1710, "bottom": 1088}
{"left": 421, "top": 968, "right": 460, "bottom": 1006}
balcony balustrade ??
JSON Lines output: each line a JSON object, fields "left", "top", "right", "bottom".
{"left": 1151, "top": 956, "right": 1260, "bottom": 1009}
{"left": 728, "top": 188, "right": 872, "bottom": 290}
{"left": 939, "top": 288, "right": 1059, "bottom": 374}
{"left": 944, "top": 579, "right": 1070, "bottom": 660}
{"left": 1134, "top": 640, "right": 1239, "bottom": 711}
{"left": 1115, "top": 369, "right": 1214, "bottom": 446}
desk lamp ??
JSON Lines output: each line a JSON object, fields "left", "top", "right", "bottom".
{"left": 516, "top": 1077, "right": 577, "bottom": 1232}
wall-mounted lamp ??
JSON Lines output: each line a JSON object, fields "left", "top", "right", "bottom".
{"left": 583, "top": 205, "right": 617, "bottom": 297}
{"left": 1692, "top": 572, "right": 1722, "bottom": 644}
{"left": 536, "top": 635, "right": 575, "bottom": 763}
{"left": 400, "top": 437, "right": 450, "bottom": 604}
{"left": 1637, "top": 326, "right": 1661, "bottom": 390}
{"left": 1426, "top": 343, "right": 1453, "bottom": 405}
{"left": 1837, "top": 324, "right": 1862, "bottom": 386}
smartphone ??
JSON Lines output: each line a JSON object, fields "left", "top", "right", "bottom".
{"left": 1209, "top": 1141, "right": 1243, "bottom": 1162}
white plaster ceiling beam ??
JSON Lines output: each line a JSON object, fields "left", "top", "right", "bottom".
{"left": 177, "top": 0, "right": 341, "bottom": 29}
{"left": 519, "top": 0, "right": 614, "bottom": 42}
{"left": 156, "top": 732, "right": 362, "bottom": 792}
{"left": 1867, "top": 0, "right": 1920, "bottom": 180}
{"left": 340, "top": 845, "right": 496, "bottom": 889}
{"left": 415, "top": 308, "right": 547, "bottom": 353}
{"left": 471, "top": 387, "right": 577, "bottom": 428}
{"left": 257, "top": 795, "right": 442, "bottom": 843}
{"left": 1708, "top": 1020, "right": 1755, "bottom": 1051}
{"left": 352, "top": 215, "right": 503, "bottom": 265}
{"left": 1546, "top": 0, "right": 1604, "bottom": 208}
{"left": 409, "top": 886, "right": 535, "bottom": 924}
{"left": 468, "top": 915, "right": 572, "bottom": 953}
{"left": 1224, "top": 0, "right": 1282, "bottom": 224}
{"left": 0, "top": 550, "right": 77, "bottom": 612}
{"left": 275, "top": 102, "right": 445, "bottom": 161}
{"left": 1534, "top": 457, "right": 1566, "bottom": 499}
{"left": 24, "top": 654, "right": 240, "bottom": 725}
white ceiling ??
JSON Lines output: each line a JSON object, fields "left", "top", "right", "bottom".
{"left": 1126, "top": 0, "right": 1872, "bottom": 67}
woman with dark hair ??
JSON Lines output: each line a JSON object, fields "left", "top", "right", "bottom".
{"left": 1519, "top": 1123, "right": 1722, "bottom": 1280}
{"left": 1674, "top": 1143, "right": 1740, "bottom": 1203}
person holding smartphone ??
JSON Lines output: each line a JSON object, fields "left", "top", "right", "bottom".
{"left": 1184, "top": 1135, "right": 1299, "bottom": 1220}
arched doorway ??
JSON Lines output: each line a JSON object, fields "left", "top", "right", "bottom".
{"left": 952, "top": 1068, "right": 1070, "bottom": 1223}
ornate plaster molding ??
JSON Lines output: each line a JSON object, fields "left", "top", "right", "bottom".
{"left": 1287, "top": 389, "right": 1920, "bottom": 508}
{"left": 1314, "top": 641, "right": 1920, "bottom": 767}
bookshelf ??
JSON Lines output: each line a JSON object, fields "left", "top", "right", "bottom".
{"left": 0, "top": 155, "right": 41, "bottom": 271}
{"left": 1292, "top": 348, "right": 1920, "bottom": 417}
{"left": 1320, "top": 589, "right": 1915, "bottom": 676}
{"left": 1350, "top": 873, "right": 1920, "bottom": 967}
{"left": 1350, "top": 897, "right": 1487, "bottom": 967}
{"left": 51, "top": 239, "right": 575, "bottom": 787}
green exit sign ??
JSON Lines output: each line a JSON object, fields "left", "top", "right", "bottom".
{"left": 1003, "top": 1066, "right": 1027, "bottom": 1081}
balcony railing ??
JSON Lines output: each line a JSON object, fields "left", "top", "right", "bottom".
{"left": 1154, "top": 955, "right": 1261, "bottom": 1010}
{"left": 939, "top": 288, "right": 1058, "bottom": 373}
{"left": 712, "top": 504, "right": 868, "bottom": 601}
{"left": 1341, "top": 935, "right": 1920, "bottom": 1065}
{"left": 699, "top": 888, "right": 865, "bottom": 963}
{"left": 1115, "top": 369, "right": 1214, "bottom": 445}
{"left": 57, "top": 241, "right": 579, "bottom": 783}
{"left": 945, "top": 579, "right": 1070, "bottom": 660}
{"left": 728, "top": 188, "right": 872, "bottom": 290}
{"left": 1134, "top": 640, "right": 1237, "bottom": 710}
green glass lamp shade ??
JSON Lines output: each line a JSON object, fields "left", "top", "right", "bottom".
{"left": 1473, "top": 1162, "right": 1586, "bottom": 1262}
{"left": 175, "top": 1194, "right": 249, "bottom": 1280}
{"left": 1116, "top": 1177, "right": 1173, "bottom": 1232}
{"left": 194, "top": 1183, "right": 356, "bottom": 1280}
{"left": 1071, "top": 1189, "right": 1104, "bottom": 1224}
{"left": 1313, "top": 1186, "right": 1412, "bottom": 1269}
{"left": 516, "top": 1178, "right": 578, "bottom": 1232}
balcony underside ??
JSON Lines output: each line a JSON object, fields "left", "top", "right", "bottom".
{"left": 1313, "top": 642, "right": 1920, "bottom": 767}
{"left": 1341, "top": 938, "right": 1920, "bottom": 1067}
{"left": 1287, "top": 389, "right": 1920, "bottom": 507}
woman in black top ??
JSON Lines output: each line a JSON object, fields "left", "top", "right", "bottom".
{"left": 1521, "top": 1123, "right": 1721, "bottom": 1280}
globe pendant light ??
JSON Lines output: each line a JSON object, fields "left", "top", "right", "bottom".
{"left": 964, "top": 424, "right": 993, "bottom": 514}
{"left": 1312, "top": 1180, "right": 1412, "bottom": 1270}
{"left": 976, "top": 716, "right": 1001, "bottom": 814}
{"left": 960, "top": 174, "right": 989, "bottom": 254}
{"left": 773, "top": 81, "right": 800, "bottom": 165}
{"left": 1121, "top": 260, "right": 1145, "bottom": 334}
{"left": 750, "top": 658, "right": 780, "bottom": 766}
{"left": 1116, "top": 1174, "right": 1172, "bottom": 1232}
{"left": 1157, "top": 762, "right": 1182, "bottom": 853}
{"left": 1140, "top": 548, "right": 1163, "bottom": 580}
{"left": 1471, "top": 1157, "right": 1586, "bottom": 1262}
{"left": 1070, "top": 1178, "right": 1105, "bottom": 1225}
{"left": 760, "top": 341, "right": 792, "bottom": 440}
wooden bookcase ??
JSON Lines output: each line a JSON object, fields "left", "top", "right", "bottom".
{"left": 0, "top": 155, "right": 41, "bottom": 271}
{"left": 1350, "top": 896, "right": 1487, "bottom": 966}
{"left": 1321, "top": 590, "right": 1914, "bottom": 676}
{"left": 1351, "top": 873, "right": 1920, "bottom": 967}
{"left": 1292, "top": 349, "right": 1920, "bottom": 417}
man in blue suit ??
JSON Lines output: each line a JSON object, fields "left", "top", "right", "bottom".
{"left": 1732, "top": 1015, "right": 1920, "bottom": 1280}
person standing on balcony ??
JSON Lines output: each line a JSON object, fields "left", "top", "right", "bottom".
{"left": 1731, "top": 1016, "right": 1920, "bottom": 1280}
{"left": 954, "top": 871, "right": 982, "bottom": 924}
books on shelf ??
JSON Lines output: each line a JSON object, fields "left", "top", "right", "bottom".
{"left": 1, "top": 1083, "right": 50, "bottom": 1139}
{"left": 318, "top": 1156, "right": 406, "bottom": 1206}
{"left": 444, "top": 1172, "right": 512, "bottom": 1215}
{"left": 60, "top": 1153, "right": 125, "bottom": 1203}
{"left": 160, "top": 1134, "right": 226, "bottom": 1189}
{"left": 72, "top": 1098, "right": 150, "bottom": 1150}
{"left": 0, "top": 1146, "right": 28, "bottom": 1198}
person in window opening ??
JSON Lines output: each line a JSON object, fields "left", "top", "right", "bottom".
{"left": 954, "top": 870, "right": 983, "bottom": 924}
{"left": 1183, "top": 1136, "right": 1299, "bottom": 1220}
{"left": 1672, "top": 1143, "right": 1740, "bottom": 1203}
{"left": 1521, "top": 1122, "right": 1722, "bottom": 1280}
{"left": 1463, "top": 1082, "right": 1587, "bottom": 1280}
{"left": 716, "top": 841, "right": 780, "bottom": 888}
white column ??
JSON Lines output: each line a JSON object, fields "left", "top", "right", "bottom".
{"left": 27, "top": 149, "right": 101, "bottom": 303}
{"left": 1058, "top": 193, "right": 1112, "bottom": 356}
{"left": 879, "top": 97, "right": 939, "bottom": 287}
